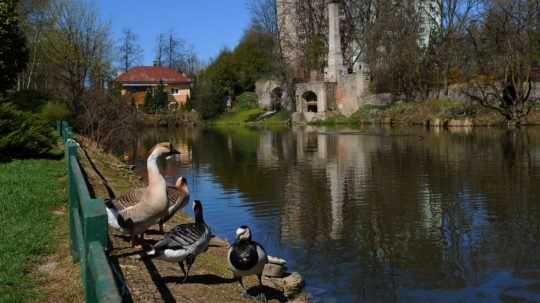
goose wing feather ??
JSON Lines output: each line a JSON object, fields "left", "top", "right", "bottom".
{"left": 154, "top": 223, "right": 209, "bottom": 250}
{"left": 112, "top": 188, "right": 145, "bottom": 210}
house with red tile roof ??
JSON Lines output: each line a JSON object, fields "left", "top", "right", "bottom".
{"left": 115, "top": 66, "right": 192, "bottom": 108}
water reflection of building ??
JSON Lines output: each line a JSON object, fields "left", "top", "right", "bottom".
{"left": 269, "top": 127, "right": 382, "bottom": 241}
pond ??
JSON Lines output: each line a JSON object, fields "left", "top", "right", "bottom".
{"left": 116, "top": 125, "right": 540, "bottom": 303}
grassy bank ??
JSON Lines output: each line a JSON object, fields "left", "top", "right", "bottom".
{"left": 142, "top": 111, "right": 201, "bottom": 127}
{"left": 308, "top": 98, "right": 540, "bottom": 127}
{"left": 212, "top": 108, "right": 291, "bottom": 125}
{"left": 0, "top": 158, "right": 82, "bottom": 303}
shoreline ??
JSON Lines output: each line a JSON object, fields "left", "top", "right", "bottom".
{"left": 75, "top": 136, "right": 310, "bottom": 303}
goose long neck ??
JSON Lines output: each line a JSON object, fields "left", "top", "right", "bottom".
{"left": 195, "top": 210, "right": 204, "bottom": 224}
{"left": 147, "top": 152, "right": 164, "bottom": 185}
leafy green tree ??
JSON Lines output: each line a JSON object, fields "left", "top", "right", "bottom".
{"left": 143, "top": 81, "right": 168, "bottom": 113}
{"left": 154, "top": 80, "right": 168, "bottom": 110}
{"left": 191, "top": 27, "right": 274, "bottom": 118}
{"left": 0, "top": 0, "right": 28, "bottom": 95}
{"left": 191, "top": 73, "right": 226, "bottom": 118}
{"left": 232, "top": 28, "right": 274, "bottom": 91}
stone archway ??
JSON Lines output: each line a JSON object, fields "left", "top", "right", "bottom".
{"left": 302, "top": 91, "right": 318, "bottom": 112}
{"left": 270, "top": 87, "right": 283, "bottom": 111}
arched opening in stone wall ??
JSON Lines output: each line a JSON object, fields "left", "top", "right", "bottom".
{"left": 302, "top": 91, "right": 318, "bottom": 112}
{"left": 271, "top": 87, "right": 283, "bottom": 111}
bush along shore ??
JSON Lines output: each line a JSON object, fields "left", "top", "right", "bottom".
{"left": 309, "top": 99, "right": 540, "bottom": 127}
{"left": 141, "top": 111, "right": 201, "bottom": 127}
{"left": 75, "top": 135, "right": 310, "bottom": 303}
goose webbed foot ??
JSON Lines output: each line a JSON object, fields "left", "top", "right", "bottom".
{"left": 237, "top": 277, "right": 250, "bottom": 298}
{"left": 131, "top": 234, "right": 145, "bottom": 248}
{"left": 257, "top": 274, "right": 267, "bottom": 303}
{"left": 241, "top": 291, "right": 251, "bottom": 300}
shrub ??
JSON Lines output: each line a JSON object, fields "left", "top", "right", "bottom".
{"left": 0, "top": 103, "right": 56, "bottom": 159}
{"left": 234, "top": 92, "right": 258, "bottom": 110}
{"left": 3, "top": 89, "right": 49, "bottom": 112}
{"left": 39, "top": 101, "right": 72, "bottom": 124}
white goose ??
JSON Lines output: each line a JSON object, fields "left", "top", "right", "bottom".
{"left": 146, "top": 200, "right": 211, "bottom": 282}
{"left": 105, "top": 142, "right": 180, "bottom": 246}
{"left": 228, "top": 225, "right": 268, "bottom": 301}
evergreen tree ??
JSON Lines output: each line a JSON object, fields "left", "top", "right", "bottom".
{"left": 154, "top": 80, "right": 168, "bottom": 110}
{"left": 143, "top": 88, "right": 155, "bottom": 112}
{"left": 0, "top": 0, "right": 28, "bottom": 95}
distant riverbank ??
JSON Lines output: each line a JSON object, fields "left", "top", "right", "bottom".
{"left": 140, "top": 111, "right": 201, "bottom": 127}
{"left": 306, "top": 98, "right": 540, "bottom": 127}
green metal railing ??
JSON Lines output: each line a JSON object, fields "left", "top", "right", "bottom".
{"left": 57, "top": 121, "right": 123, "bottom": 303}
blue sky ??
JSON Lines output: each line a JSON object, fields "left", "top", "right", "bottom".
{"left": 94, "top": 0, "right": 251, "bottom": 65}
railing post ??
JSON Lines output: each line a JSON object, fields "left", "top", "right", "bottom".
{"left": 83, "top": 199, "right": 108, "bottom": 303}
{"left": 57, "top": 121, "right": 62, "bottom": 136}
{"left": 66, "top": 142, "right": 80, "bottom": 262}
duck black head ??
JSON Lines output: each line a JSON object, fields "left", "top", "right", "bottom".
{"left": 235, "top": 225, "right": 252, "bottom": 242}
{"left": 193, "top": 200, "right": 204, "bottom": 224}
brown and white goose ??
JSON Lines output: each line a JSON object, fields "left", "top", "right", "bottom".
{"left": 105, "top": 142, "right": 180, "bottom": 246}
{"left": 107, "top": 176, "right": 190, "bottom": 234}
{"left": 159, "top": 177, "right": 190, "bottom": 233}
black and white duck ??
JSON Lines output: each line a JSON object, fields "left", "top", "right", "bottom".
{"left": 227, "top": 225, "right": 268, "bottom": 301}
{"left": 146, "top": 200, "right": 211, "bottom": 282}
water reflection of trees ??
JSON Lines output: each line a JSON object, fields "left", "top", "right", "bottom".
{"left": 129, "top": 126, "right": 540, "bottom": 302}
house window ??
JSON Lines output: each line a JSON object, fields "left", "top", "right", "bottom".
{"left": 171, "top": 88, "right": 179, "bottom": 95}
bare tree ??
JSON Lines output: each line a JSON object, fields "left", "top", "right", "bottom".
{"left": 117, "top": 28, "right": 143, "bottom": 72}
{"left": 78, "top": 89, "right": 137, "bottom": 148}
{"left": 45, "top": 0, "right": 111, "bottom": 114}
{"left": 155, "top": 32, "right": 166, "bottom": 66}
{"left": 465, "top": 0, "right": 540, "bottom": 125}
{"left": 248, "top": 0, "right": 278, "bottom": 34}
{"left": 427, "top": 0, "right": 483, "bottom": 95}
{"left": 178, "top": 45, "right": 202, "bottom": 76}
{"left": 16, "top": 0, "right": 53, "bottom": 91}
{"left": 155, "top": 30, "right": 193, "bottom": 72}
{"left": 165, "top": 30, "right": 185, "bottom": 70}
{"left": 249, "top": 0, "right": 297, "bottom": 110}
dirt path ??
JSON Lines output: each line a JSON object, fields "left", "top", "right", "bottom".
{"left": 77, "top": 138, "right": 308, "bottom": 303}
{"left": 30, "top": 205, "right": 84, "bottom": 303}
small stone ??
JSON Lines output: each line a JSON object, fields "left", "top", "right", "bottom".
{"left": 263, "top": 263, "right": 287, "bottom": 278}
{"left": 270, "top": 272, "right": 305, "bottom": 299}
{"left": 38, "top": 261, "right": 58, "bottom": 274}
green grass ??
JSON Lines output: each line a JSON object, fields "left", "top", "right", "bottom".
{"left": 211, "top": 108, "right": 264, "bottom": 124}
{"left": 255, "top": 110, "right": 291, "bottom": 125}
{"left": 212, "top": 106, "right": 292, "bottom": 125}
{"left": 0, "top": 159, "right": 66, "bottom": 303}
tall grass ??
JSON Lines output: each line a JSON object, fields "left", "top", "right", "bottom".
{"left": 0, "top": 159, "right": 66, "bottom": 303}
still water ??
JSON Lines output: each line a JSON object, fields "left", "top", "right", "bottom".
{"left": 117, "top": 125, "right": 540, "bottom": 303}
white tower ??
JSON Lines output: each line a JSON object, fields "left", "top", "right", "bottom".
{"left": 326, "top": 1, "right": 346, "bottom": 82}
